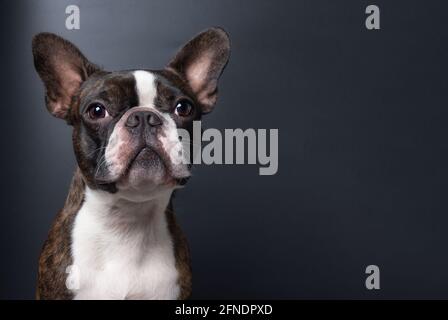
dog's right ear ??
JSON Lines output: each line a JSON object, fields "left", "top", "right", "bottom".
{"left": 32, "top": 33, "right": 99, "bottom": 120}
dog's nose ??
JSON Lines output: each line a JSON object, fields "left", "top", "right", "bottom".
{"left": 125, "top": 110, "right": 162, "bottom": 128}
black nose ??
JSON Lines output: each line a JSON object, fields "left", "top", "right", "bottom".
{"left": 125, "top": 110, "right": 162, "bottom": 128}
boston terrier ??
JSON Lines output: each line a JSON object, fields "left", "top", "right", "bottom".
{"left": 32, "top": 28, "right": 230, "bottom": 300}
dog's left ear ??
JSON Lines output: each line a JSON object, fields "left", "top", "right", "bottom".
{"left": 167, "top": 27, "right": 230, "bottom": 113}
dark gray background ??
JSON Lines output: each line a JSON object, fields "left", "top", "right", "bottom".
{"left": 1, "top": 0, "right": 448, "bottom": 299}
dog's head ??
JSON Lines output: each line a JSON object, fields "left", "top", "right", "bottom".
{"left": 32, "top": 28, "right": 230, "bottom": 200}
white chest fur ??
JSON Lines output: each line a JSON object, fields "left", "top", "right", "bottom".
{"left": 71, "top": 187, "right": 180, "bottom": 300}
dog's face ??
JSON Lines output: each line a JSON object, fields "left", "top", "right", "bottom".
{"left": 32, "top": 29, "right": 230, "bottom": 199}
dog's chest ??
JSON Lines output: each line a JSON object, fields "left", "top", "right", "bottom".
{"left": 70, "top": 193, "right": 180, "bottom": 300}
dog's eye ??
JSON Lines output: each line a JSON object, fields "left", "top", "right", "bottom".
{"left": 174, "top": 100, "right": 193, "bottom": 117}
{"left": 87, "top": 103, "right": 108, "bottom": 120}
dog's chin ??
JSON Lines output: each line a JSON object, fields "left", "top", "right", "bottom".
{"left": 92, "top": 146, "right": 190, "bottom": 201}
{"left": 117, "top": 147, "right": 169, "bottom": 188}
{"left": 115, "top": 147, "right": 189, "bottom": 199}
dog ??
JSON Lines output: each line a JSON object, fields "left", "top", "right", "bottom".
{"left": 32, "top": 28, "right": 230, "bottom": 299}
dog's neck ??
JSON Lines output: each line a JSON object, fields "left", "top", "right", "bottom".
{"left": 71, "top": 183, "right": 180, "bottom": 299}
{"left": 80, "top": 186, "right": 173, "bottom": 242}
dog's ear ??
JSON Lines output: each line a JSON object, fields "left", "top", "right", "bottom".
{"left": 32, "top": 33, "right": 100, "bottom": 121}
{"left": 167, "top": 27, "right": 230, "bottom": 113}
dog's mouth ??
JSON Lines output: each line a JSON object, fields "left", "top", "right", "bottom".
{"left": 127, "top": 145, "right": 164, "bottom": 172}
{"left": 122, "top": 143, "right": 165, "bottom": 174}
{"left": 93, "top": 144, "right": 163, "bottom": 184}
{"left": 94, "top": 140, "right": 190, "bottom": 188}
{"left": 117, "top": 145, "right": 188, "bottom": 186}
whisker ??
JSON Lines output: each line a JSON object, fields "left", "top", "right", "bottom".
{"left": 94, "top": 154, "right": 107, "bottom": 179}
{"left": 86, "top": 146, "right": 107, "bottom": 157}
